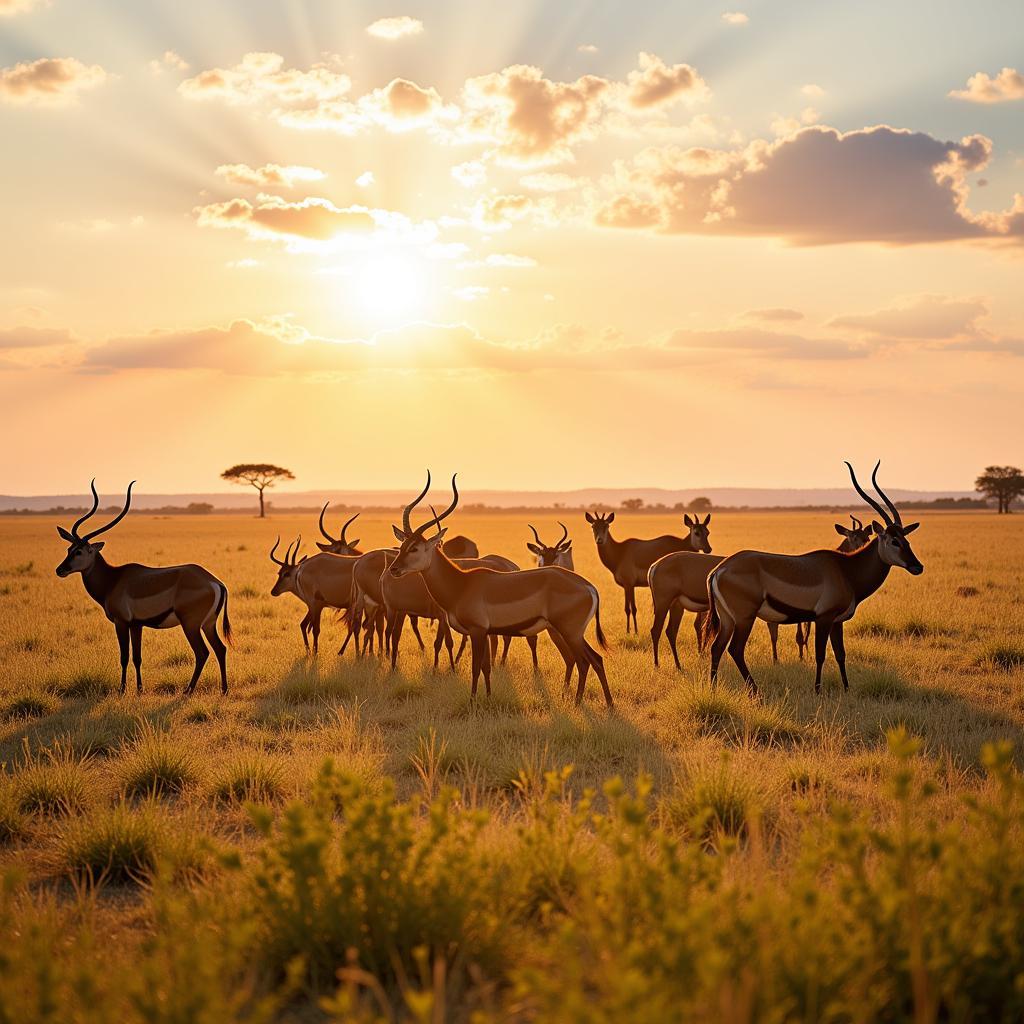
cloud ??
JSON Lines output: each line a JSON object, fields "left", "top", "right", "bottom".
{"left": 214, "top": 163, "right": 326, "bottom": 188}
{"left": 484, "top": 253, "right": 537, "bottom": 267}
{"left": 149, "top": 50, "right": 189, "bottom": 74}
{"left": 663, "top": 327, "right": 867, "bottom": 361}
{"left": 355, "top": 170, "right": 375, "bottom": 187}
{"left": 626, "top": 52, "right": 706, "bottom": 109}
{"left": 0, "top": 56, "right": 109, "bottom": 106}
{"left": 0, "top": 0, "right": 48, "bottom": 15}
{"left": 578, "top": 44, "right": 599, "bottom": 55}
{"left": 950, "top": 68, "right": 1024, "bottom": 104}
{"left": 722, "top": 12, "right": 749, "bottom": 25}
{"left": 194, "top": 195, "right": 376, "bottom": 241}
{"left": 743, "top": 308, "right": 805, "bottom": 323}
{"left": 452, "top": 160, "right": 487, "bottom": 187}
{"left": 801, "top": 83, "right": 825, "bottom": 98}
{"left": 829, "top": 295, "right": 988, "bottom": 339}
{"left": 473, "top": 193, "right": 539, "bottom": 227}
{"left": 0, "top": 325, "right": 74, "bottom": 349}
{"left": 366, "top": 16, "right": 424, "bottom": 40}
{"left": 596, "top": 124, "right": 1023, "bottom": 245}
{"left": 179, "top": 51, "right": 351, "bottom": 108}
{"left": 519, "top": 171, "right": 579, "bottom": 192}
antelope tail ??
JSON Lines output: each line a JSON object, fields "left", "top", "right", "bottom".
{"left": 220, "top": 585, "right": 233, "bottom": 646}
{"left": 593, "top": 588, "right": 609, "bottom": 651}
{"left": 701, "top": 571, "right": 721, "bottom": 651}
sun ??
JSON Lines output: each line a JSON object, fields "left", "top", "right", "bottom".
{"left": 351, "top": 251, "right": 428, "bottom": 321}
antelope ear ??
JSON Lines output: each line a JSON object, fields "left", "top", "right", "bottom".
{"left": 349, "top": 538, "right": 359, "bottom": 548}
{"left": 607, "top": 512, "right": 615, "bottom": 523}
{"left": 684, "top": 514, "right": 694, "bottom": 526}
{"left": 392, "top": 525, "right": 407, "bottom": 542}
{"left": 703, "top": 514, "right": 711, "bottom": 526}
{"left": 57, "top": 526, "right": 74, "bottom": 541}
{"left": 433, "top": 528, "right": 448, "bottom": 545}
{"left": 92, "top": 541, "right": 104, "bottom": 551}
{"left": 299, "top": 554, "right": 308, "bottom": 563}
{"left": 562, "top": 542, "right": 572, "bottom": 551}
{"left": 834, "top": 523, "right": 849, "bottom": 537}
{"left": 527, "top": 543, "right": 543, "bottom": 555}
{"left": 316, "top": 541, "right": 331, "bottom": 551}
{"left": 585, "top": 512, "right": 595, "bottom": 524}
{"left": 871, "top": 521, "right": 885, "bottom": 536}
{"left": 902, "top": 522, "right": 920, "bottom": 535}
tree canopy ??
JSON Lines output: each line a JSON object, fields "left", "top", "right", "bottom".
{"left": 221, "top": 463, "right": 294, "bottom": 518}
{"left": 975, "top": 465, "right": 1024, "bottom": 514}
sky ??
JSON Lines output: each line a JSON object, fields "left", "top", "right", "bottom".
{"left": 2, "top": 0, "right": 1023, "bottom": 495}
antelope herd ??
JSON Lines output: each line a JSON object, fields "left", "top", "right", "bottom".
{"left": 55, "top": 463, "right": 924, "bottom": 706}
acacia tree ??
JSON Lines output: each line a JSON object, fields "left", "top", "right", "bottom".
{"left": 221, "top": 463, "right": 294, "bottom": 518}
{"left": 621, "top": 498, "right": 645, "bottom": 511}
{"left": 975, "top": 465, "right": 1024, "bottom": 514}
{"left": 687, "top": 496, "right": 713, "bottom": 513}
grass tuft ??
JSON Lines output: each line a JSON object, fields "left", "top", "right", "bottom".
{"left": 978, "top": 643, "right": 1024, "bottom": 673}
{"left": 3, "top": 693, "right": 58, "bottom": 720}
{"left": 118, "top": 724, "right": 199, "bottom": 798}
{"left": 16, "top": 743, "right": 91, "bottom": 817}
{"left": 211, "top": 752, "right": 285, "bottom": 805}
{"left": 666, "top": 758, "right": 759, "bottom": 847}
{"left": 51, "top": 672, "right": 114, "bottom": 700}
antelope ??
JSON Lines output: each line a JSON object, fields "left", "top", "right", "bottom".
{"left": 648, "top": 515, "right": 875, "bottom": 669}
{"left": 586, "top": 510, "right": 711, "bottom": 632}
{"left": 55, "top": 480, "right": 231, "bottom": 695}
{"left": 315, "top": 503, "right": 361, "bottom": 554}
{"left": 527, "top": 522, "right": 574, "bottom": 569}
{"left": 268, "top": 536, "right": 361, "bottom": 655}
{"left": 704, "top": 462, "right": 923, "bottom": 696}
{"left": 441, "top": 535, "right": 479, "bottom": 559}
{"left": 389, "top": 474, "right": 613, "bottom": 706}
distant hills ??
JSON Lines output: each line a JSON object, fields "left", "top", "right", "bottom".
{"left": 0, "top": 485, "right": 979, "bottom": 513}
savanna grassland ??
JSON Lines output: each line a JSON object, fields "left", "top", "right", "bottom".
{"left": 2, "top": 510, "right": 1024, "bottom": 1022}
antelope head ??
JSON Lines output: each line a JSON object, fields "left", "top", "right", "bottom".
{"left": 585, "top": 510, "right": 615, "bottom": 544}
{"left": 56, "top": 480, "right": 134, "bottom": 577}
{"left": 846, "top": 461, "right": 923, "bottom": 575}
{"left": 834, "top": 514, "right": 872, "bottom": 550}
{"left": 269, "top": 536, "right": 307, "bottom": 596}
{"left": 683, "top": 513, "right": 713, "bottom": 553}
{"left": 389, "top": 472, "right": 459, "bottom": 577}
{"left": 527, "top": 522, "right": 573, "bottom": 566}
{"left": 315, "top": 503, "right": 360, "bottom": 554}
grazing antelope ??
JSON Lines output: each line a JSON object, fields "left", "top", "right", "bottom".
{"left": 390, "top": 474, "right": 613, "bottom": 706}
{"left": 55, "top": 480, "right": 231, "bottom": 695}
{"left": 269, "top": 536, "right": 361, "bottom": 655}
{"left": 315, "top": 503, "right": 361, "bottom": 554}
{"left": 441, "top": 535, "right": 479, "bottom": 559}
{"left": 586, "top": 510, "right": 712, "bottom": 632}
{"left": 704, "top": 462, "right": 923, "bottom": 695}
{"left": 648, "top": 515, "right": 875, "bottom": 669}
{"left": 527, "top": 522, "right": 574, "bottom": 569}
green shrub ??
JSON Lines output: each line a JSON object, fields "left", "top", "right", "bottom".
{"left": 118, "top": 724, "right": 199, "bottom": 798}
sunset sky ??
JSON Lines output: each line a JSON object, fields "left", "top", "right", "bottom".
{"left": 2, "top": 0, "right": 1023, "bottom": 495}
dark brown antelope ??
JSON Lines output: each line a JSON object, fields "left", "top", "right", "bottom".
{"left": 315, "top": 503, "right": 361, "bottom": 554}
{"left": 269, "top": 536, "right": 361, "bottom": 655}
{"left": 55, "top": 480, "right": 231, "bottom": 695}
{"left": 648, "top": 515, "right": 875, "bottom": 669}
{"left": 586, "top": 510, "right": 711, "bottom": 632}
{"left": 527, "top": 522, "right": 574, "bottom": 569}
{"left": 390, "top": 474, "right": 613, "bottom": 705}
{"left": 704, "top": 462, "right": 923, "bottom": 695}
{"left": 345, "top": 548, "right": 430, "bottom": 660}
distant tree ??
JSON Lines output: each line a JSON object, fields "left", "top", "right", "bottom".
{"left": 975, "top": 465, "right": 1024, "bottom": 514}
{"left": 221, "top": 463, "right": 294, "bottom": 518}
{"left": 687, "top": 496, "right": 713, "bottom": 513}
{"left": 186, "top": 502, "right": 214, "bottom": 515}
{"left": 621, "top": 498, "right": 645, "bottom": 511}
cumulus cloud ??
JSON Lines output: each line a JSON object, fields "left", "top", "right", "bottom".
{"left": 578, "top": 44, "right": 599, "bottom": 55}
{"left": 829, "top": 295, "right": 988, "bottom": 339}
{"left": 950, "top": 68, "right": 1024, "bottom": 104}
{"left": 214, "top": 163, "right": 325, "bottom": 188}
{"left": 0, "top": 0, "right": 48, "bottom": 15}
{"left": 0, "top": 56, "right": 109, "bottom": 106}
{"left": 625, "top": 52, "right": 706, "bottom": 109}
{"left": 366, "top": 16, "right": 424, "bottom": 40}
{"left": 596, "top": 124, "right": 1023, "bottom": 245}
{"left": 194, "top": 195, "right": 377, "bottom": 241}
{"left": 179, "top": 51, "right": 351, "bottom": 108}
{"left": 483, "top": 253, "right": 537, "bottom": 267}
{"left": 149, "top": 50, "right": 189, "bottom": 74}
{"left": 722, "top": 12, "right": 749, "bottom": 25}
{"left": 473, "top": 193, "right": 539, "bottom": 227}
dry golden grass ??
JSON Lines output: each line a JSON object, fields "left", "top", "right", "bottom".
{"left": 1, "top": 509, "right": 1023, "bottom": 1018}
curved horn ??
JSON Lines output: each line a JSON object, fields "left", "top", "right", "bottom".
{"left": 290, "top": 535, "right": 302, "bottom": 565}
{"left": 70, "top": 479, "right": 101, "bottom": 539}
{"left": 339, "top": 511, "right": 359, "bottom": 545}
{"left": 403, "top": 471, "right": 431, "bottom": 534}
{"left": 428, "top": 505, "right": 444, "bottom": 539}
{"left": 845, "top": 461, "right": 891, "bottom": 526}
{"left": 528, "top": 523, "right": 543, "bottom": 546}
{"left": 270, "top": 536, "right": 285, "bottom": 566}
{"left": 871, "top": 461, "right": 902, "bottom": 526}
{"left": 556, "top": 521, "right": 569, "bottom": 549}
{"left": 318, "top": 502, "right": 336, "bottom": 542}
{"left": 422, "top": 474, "right": 459, "bottom": 535}
{"left": 82, "top": 481, "right": 135, "bottom": 541}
